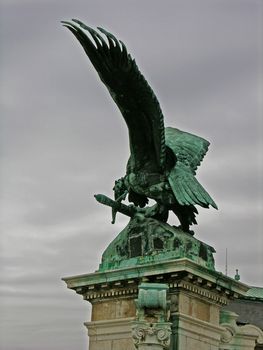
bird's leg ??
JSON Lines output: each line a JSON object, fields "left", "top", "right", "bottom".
{"left": 172, "top": 203, "right": 197, "bottom": 235}
{"left": 142, "top": 203, "right": 159, "bottom": 218}
{"left": 151, "top": 202, "right": 169, "bottom": 222}
{"left": 139, "top": 202, "right": 169, "bottom": 222}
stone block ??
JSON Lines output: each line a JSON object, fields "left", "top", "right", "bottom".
{"left": 175, "top": 313, "right": 223, "bottom": 349}
{"left": 91, "top": 298, "right": 136, "bottom": 321}
{"left": 85, "top": 317, "right": 135, "bottom": 349}
{"left": 112, "top": 338, "right": 134, "bottom": 350}
{"left": 89, "top": 340, "right": 111, "bottom": 350}
{"left": 210, "top": 304, "right": 220, "bottom": 325}
{"left": 179, "top": 292, "right": 210, "bottom": 322}
{"left": 186, "top": 337, "right": 210, "bottom": 350}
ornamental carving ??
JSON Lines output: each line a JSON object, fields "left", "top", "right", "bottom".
{"left": 132, "top": 322, "right": 171, "bottom": 349}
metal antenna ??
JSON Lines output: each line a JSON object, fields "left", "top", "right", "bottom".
{"left": 225, "top": 248, "right": 228, "bottom": 276}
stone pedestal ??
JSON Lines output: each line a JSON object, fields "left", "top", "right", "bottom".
{"left": 131, "top": 283, "right": 171, "bottom": 349}
{"left": 63, "top": 258, "right": 248, "bottom": 350}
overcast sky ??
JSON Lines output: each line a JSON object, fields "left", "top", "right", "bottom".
{"left": 0, "top": 1, "right": 262, "bottom": 349}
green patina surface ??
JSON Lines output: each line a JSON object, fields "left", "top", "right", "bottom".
{"left": 62, "top": 20, "right": 218, "bottom": 233}
{"left": 136, "top": 283, "right": 169, "bottom": 323}
{"left": 99, "top": 215, "right": 215, "bottom": 272}
{"left": 245, "top": 286, "right": 263, "bottom": 300}
{"left": 62, "top": 21, "right": 220, "bottom": 276}
{"left": 137, "top": 283, "right": 168, "bottom": 311}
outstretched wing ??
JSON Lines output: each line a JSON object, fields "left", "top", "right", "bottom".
{"left": 165, "top": 127, "right": 217, "bottom": 209}
{"left": 62, "top": 19, "right": 166, "bottom": 173}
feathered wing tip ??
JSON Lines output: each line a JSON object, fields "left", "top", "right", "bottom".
{"left": 61, "top": 19, "right": 130, "bottom": 77}
{"left": 61, "top": 19, "right": 167, "bottom": 171}
{"left": 165, "top": 127, "right": 210, "bottom": 174}
{"left": 168, "top": 162, "right": 218, "bottom": 209}
{"left": 172, "top": 203, "right": 198, "bottom": 231}
{"left": 165, "top": 127, "right": 217, "bottom": 209}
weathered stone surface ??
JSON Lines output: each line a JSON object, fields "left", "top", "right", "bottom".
{"left": 179, "top": 292, "right": 210, "bottom": 322}
{"left": 132, "top": 321, "right": 171, "bottom": 349}
{"left": 174, "top": 313, "right": 223, "bottom": 349}
{"left": 85, "top": 317, "right": 135, "bottom": 349}
{"left": 91, "top": 298, "right": 136, "bottom": 321}
{"left": 112, "top": 338, "right": 134, "bottom": 350}
{"left": 89, "top": 340, "right": 111, "bottom": 350}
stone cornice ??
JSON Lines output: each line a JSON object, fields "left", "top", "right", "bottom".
{"left": 83, "top": 281, "right": 228, "bottom": 306}
{"left": 62, "top": 259, "right": 249, "bottom": 303}
{"left": 174, "top": 280, "right": 229, "bottom": 305}
{"left": 85, "top": 317, "right": 135, "bottom": 333}
{"left": 85, "top": 285, "right": 138, "bottom": 301}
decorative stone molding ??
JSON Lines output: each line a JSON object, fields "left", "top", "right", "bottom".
{"left": 136, "top": 283, "right": 169, "bottom": 322}
{"left": 240, "top": 324, "right": 263, "bottom": 344}
{"left": 174, "top": 311, "right": 224, "bottom": 340}
{"left": 176, "top": 280, "right": 228, "bottom": 306}
{"left": 220, "top": 323, "right": 263, "bottom": 346}
{"left": 220, "top": 310, "right": 239, "bottom": 343}
{"left": 220, "top": 310, "right": 263, "bottom": 349}
{"left": 132, "top": 283, "right": 172, "bottom": 349}
{"left": 82, "top": 278, "right": 229, "bottom": 306}
{"left": 132, "top": 322, "right": 171, "bottom": 349}
{"left": 63, "top": 258, "right": 249, "bottom": 303}
{"left": 84, "top": 286, "right": 138, "bottom": 301}
{"left": 85, "top": 317, "right": 135, "bottom": 340}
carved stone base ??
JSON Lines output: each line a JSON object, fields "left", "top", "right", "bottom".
{"left": 63, "top": 258, "right": 249, "bottom": 350}
{"left": 64, "top": 259, "right": 248, "bottom": 350}
{"left": 132, "top": 321, "right": 171, "bottom": 349}
{"left": 99, "top": 217, "right": 216, "bottom": 271}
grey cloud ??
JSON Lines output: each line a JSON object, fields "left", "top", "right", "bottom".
{"left": 1, "top": 1, "right": 262, "bottom": 350}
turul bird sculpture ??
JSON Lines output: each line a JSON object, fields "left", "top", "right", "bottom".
{"left": 62, "top": 19, "right": 218, "bottom": 233}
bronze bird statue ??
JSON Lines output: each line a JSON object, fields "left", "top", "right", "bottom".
{"left": 62, "top": 20, "right": 217, "bottom": 233}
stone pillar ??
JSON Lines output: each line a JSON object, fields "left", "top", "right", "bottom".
{"left": 131, "top": 283, "right": 171, "bottom": 349}
{"left": 220, "top": 310, "right": 263, "bottom": 350}
{"left": 63, "top": 258, "right": 249, "bottom": 350}
{"left": 169, "top": 278, "right": 228, "bottom": 350}
{"left": 85, "top": 295, "right": 136, "bottom": 350}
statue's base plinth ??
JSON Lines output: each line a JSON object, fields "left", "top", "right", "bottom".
{"left": 63, "top": 258, "right": 248, "bottom": 350}
{"left": 99, "top": 217, "right": 216, "bottom": 272}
